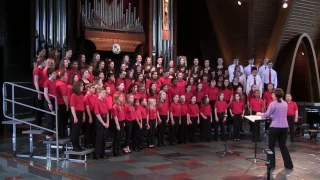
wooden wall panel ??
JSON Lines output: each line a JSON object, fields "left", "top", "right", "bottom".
{"left": 280, "top": 0, "right": 320, "bottom": 50}
{"left": 252, "top": 0, "right": 280, "bottom": 65}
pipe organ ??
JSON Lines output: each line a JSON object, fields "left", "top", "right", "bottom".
{"left": 81, "top": 0, "right": 143, "bottom": 32}
{"left": 81, "top": 0, "right": 145, "bottom": 53}
{"left": 34, "top": 0, "right": 67, "bottom": 54}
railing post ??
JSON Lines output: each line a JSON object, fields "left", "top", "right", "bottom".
{"left": 11, "top": 84, "right": 16, "bottom": 156}
{"left": 55, "top": 97, "right": 59, "bottom": 161}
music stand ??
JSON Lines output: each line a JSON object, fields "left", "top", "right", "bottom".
{"left": 245, "top": 115, "right": 266, "bottom": 163}
{"left": 216, "top": 123, "right": 233, "bottom": 158}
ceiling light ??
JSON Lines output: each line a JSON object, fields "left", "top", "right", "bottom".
{"left": 238, "top": 1, "right": 242, "bottom": 5}
{"left": 302, "top": 52, "right": 305, "bottom": 56}
{"left": 283, "top": 3, "right": 288, "bottom": 8}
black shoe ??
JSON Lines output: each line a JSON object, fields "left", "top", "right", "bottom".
{"left": 171, "top": 143, "right": 175, "bottom": 146}
{"left": 161, "top": 143, "right": 166, "bottom": 147}
{"left": 113, "top": 153, "right": 118, "bottom": 157}
{"left": 93, "top": 155, "right": 100, "bottom": 160}
{"left": 291, "top": 139, "right": 295, "bottom": 143}
{"left": 139, "top": 146, "right": 144, "bottom": 150}
{"left": 133, "top": 148, "right": 140, "bottom": 152}
{"left": 157, "top": 144, "right": 162, "bottom": 147}
{"left": 285, "top": 166, "right": 293, "bottom": 169}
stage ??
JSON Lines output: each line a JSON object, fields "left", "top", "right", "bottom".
{"left": 0, "top": 129, "right": 320, "bottom": 180}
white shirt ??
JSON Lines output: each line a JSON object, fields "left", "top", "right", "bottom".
{"left": 228, "top": 64, "right": 244, "bottom": 76}
{"left": 246, "top": 74, "right": 263, "bottom": 97}
{"left": 229, "top": 73, "right": 247, "bottom": 92}
{"left": 244, "top": 64, "right": 258, "bottom": 78}
{"left": 261, "top": 68, "right": 278, "bottom": 88}
{"left": 258, "top": 64, "right": 267, "bottom": 77}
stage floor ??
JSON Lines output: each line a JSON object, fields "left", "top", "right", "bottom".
{"left": 0, "top": 129, "right": 320, "bottom": 180}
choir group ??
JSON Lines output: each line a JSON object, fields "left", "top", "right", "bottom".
{"left": 32, "top": 47, "right": 299, "bottom": 160}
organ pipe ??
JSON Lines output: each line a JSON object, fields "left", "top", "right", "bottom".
{"left": 81, "top": 0, "right": 143, "bottom": 32}
{"left": 48, "top": 0, "right": 53, "bottom": 47}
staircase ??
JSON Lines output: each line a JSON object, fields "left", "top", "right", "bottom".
{"left": 2, "top": 82, "right": 94, "bottom": 163}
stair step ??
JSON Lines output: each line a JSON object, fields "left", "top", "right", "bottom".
{"left": 22, "top": 130, "right": 44, "bottom": 134}
{"left": 43, "top": 138, "right": 70, "bottom": 145}
{"left": 2, "top": 117, "right": 35, "bottom": 125}
{"left": 64, "top": 148, "right": 94, "bottom": 156}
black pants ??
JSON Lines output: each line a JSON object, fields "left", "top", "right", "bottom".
{"left": 170, "top": 116, "right": 180, "bottom": 144}
{"left": 44, "top": 100, "right": 55, "bottom": 136}
{"left": 209, "top": 100, "right": 216, "bottom": 128}
{"left": 132, "top": 121, "right": 142, "bottom": 149}
{"left": 179, "top": 115, "right": 188, "bottom": 143}
{"left": 35, "top": 88, "right": 44, "bottom": 126}
{"left": 84, "top": 111, "right": 95, "bottom": 146}
{"left": 189, "top": 117, "right": 198, "bottom": 143}
{"left": 200, "top": 115, "right": 211, "bottom": 141}
{"left": 35, "top": 88, "right": 47, "bottom": 126}
{"left": 113, "top": 121, "right": 124, "bottom": 154}
{"left": 268, "top": 127, "right": 293, "bottom": 168}
{"left": 141, "top": 119, "right": 148, "bottom": 146}
{"left": 233, "top": 114, "right": 242, "bottom": 139}
{"left": 287, "top": 116, "right": 295, "bottom": 141}
{"left": 157, "top": 115, "right": 167, "bottom": 145}
{"left": 214, "top": 113, "right": 225, "bottom": 141}
{"left": 71, "top": 111, "right": 83, "bottom": 148}
{"left": 124, "top": 120, "right": 133, "bottom": 147}
{"left": 95, "top": 115, "right": 108, "bottom": 157}
{"left": 251, "top": 111, "right": 261, "bottom": 141}
{"left": 226, "top": 102, "right": 232, "bottom": 133}
{"left": 148, "top": 120, "right": 156, "bottom": 145}
{"left": 58, "top": 104, "right": 69, "bottom": 138}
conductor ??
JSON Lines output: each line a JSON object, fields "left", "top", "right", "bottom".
{"left": 257, "top": 88, "right": 293, "bottom": 169}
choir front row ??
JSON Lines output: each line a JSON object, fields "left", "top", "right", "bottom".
{"left": 42, "top": 68, "right": 298, "bottom": 160}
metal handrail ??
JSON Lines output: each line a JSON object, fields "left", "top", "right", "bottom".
{"left": 2, "top": 82, "right": 59, "bottom": 161}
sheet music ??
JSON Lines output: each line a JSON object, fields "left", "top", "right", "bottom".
{"left": 244, "top": 115, "right": 265, "bottom": 122}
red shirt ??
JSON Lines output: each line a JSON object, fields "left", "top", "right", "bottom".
{"left": 180, "top": 103, "right": 188, "bottom": 116}
{"left": 247, "top": 92, "right": 254, "bottom": 104}
{"left": 94, "top": 98, "right": 109, "bottom": 115}
{"left": 135, "top": 108, "right": 142, "bottom": 120}
{"left": 124, "top": 78, "right": 133, "bottom": 92}
{"left": 191, "top": 84, "right": 197, "bottom": 94}
{"left": 70, "top": 70, "right": 81, "bottom": 79}
{"left": 201, "top": 81, "right": 210, "bottom": 92}
{"left": 221, "top": 88, "right": 233, "bottom": 102}
{"left": 287, "top": 101, "right": 298, "bottom": 116}
{"left": 177, "top": 80, "right": 186, "bottom": 94}
{"left": 44, "top": 79, "right": 57, "bottom": 99}
{"left": 250, "top": 98, "right": 264, "bottom": 112}
{"left": 33, "top": 67, "right": 47, "bottom": 88}
{"left": 112, "top": 104, "right": 125, "bottom": 121}
{"left": 170, "top": 102, "right": 181, "bottom": 117}
{"left": 67, "top": 84, "right": 73, "bottom": 105}
{"left": 125, "top": 104, "right": 136, "bottom": 121}
{"left": 139, "top": 105, "right": 147, "bottom": 119}
{"left": 159, "top": 76, "right": 172, "bottom": 87}
{"left": 136, "top": 91, "right": 147, "bottom": 100}
{"left": 215, "top": 100, "right": 228, "bottom": 113}
{"left": 147, "top": 93, "right": 158, "bottom": 101}
{"left": 56, "top": 69, "right": 71, "bottom": 78}
{"left": 195, "top": 90, "right": 205, "bottom": 103}
{"left": 115, "top": 78, "right": 124, "bottom": 86}
{"left": 105, "top": 95, "right": 113, "bottom": 110}
{"left": 206, "top": 86, "right": 219, "bottom": 101}
{"left": 70, "top": 93, "right": 85, "bottom": 111}
{"left": 230, "top": 100, "right": 245, "bottom": 115}
{"left": 201, "top": 104, "right": 212, "bottom": 116}
{"left": 182, "top": 92, "right": 193, "bottom": 104}
{"left": 157, "top": 101, "right": 169, "bottom": 116}
{"left": 84, "top": 93, "right": 96, "bottom": 111}
{"left": 55, "top": 80, "right": 68, "bottom": 105}
{"left": 263, "top": 91, "right": 273, "bottom": 107}
{"left": 88, "top": 73, "right": 94, "bottom": 83}
{"left": 188, "top": 103, "right": 199, "bottom": 117}
{"left": 168, "top": 87, "right": 180, "bottom": 102}
{"left": 131, "top": 92, "right": 140, "bottom": 100}
{"left": 147, "top": 108, "right": 157, "bottom": 120}
{"left": 104, "top": 81, "right": 115, "bottom": 95}
{"left": 146, "top": 79, "right": 161, "bottom": 92}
